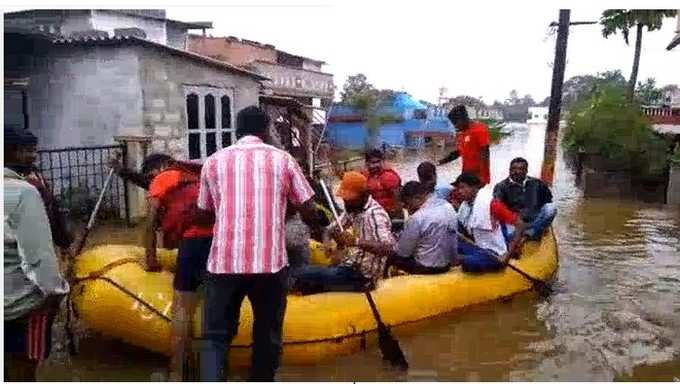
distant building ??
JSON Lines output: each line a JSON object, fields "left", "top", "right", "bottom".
{"left": 527, "top": 107, "right": 549, "bottom": 124}
{"left": 326, "top": 92, "right": 454, "bottom": 150}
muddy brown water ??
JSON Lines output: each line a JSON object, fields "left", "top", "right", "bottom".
{"left": 38, "top": 123, "right": 680, "bottom": 381}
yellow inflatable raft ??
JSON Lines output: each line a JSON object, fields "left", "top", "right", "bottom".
{"left": 71, "top": 229, "right": 558, "bottom": 367}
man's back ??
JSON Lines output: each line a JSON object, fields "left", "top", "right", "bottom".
{"left": 456, "top": 121, "right": 490, "bottom": 185}
{"left": 4, "top": 168, "right": 68, "bottom": 320}
{"left": 198, "top": 136, "right": 314, "bottom": 275}
{"left": 397, "top": 197, "right": 457, "bottom": 268}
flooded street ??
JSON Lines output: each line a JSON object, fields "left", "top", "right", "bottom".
{"left": 39, "top": 124, "right": 680, "bottom": 381}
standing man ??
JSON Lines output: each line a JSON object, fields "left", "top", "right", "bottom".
{"left": 5, "top": 128, "right": 69, "bottom": 381}
{"left": 3, "top": 127, "right": 74, "bottom": 254}
{"left": 362, "top": 149, "right": 403, "bottom": 219}
{"left": 136, "top": 154, "right": 213, "bottom": 381}
{"left": 438, "top": 105, "right": 491, "bottom": 186}
{"left": 197, "top": 106, "right": 320, "bottom": 381}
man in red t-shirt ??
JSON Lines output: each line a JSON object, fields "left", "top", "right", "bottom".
{"left": 438, "top": 105, "right": 491, "bottom": 186}
{"left": 140, "top": 154, "right": 213, "bottom": 381}
{"left": 362, "top": 149, "right": 403, "bottom": 218}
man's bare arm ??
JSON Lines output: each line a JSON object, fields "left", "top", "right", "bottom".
{"left": 294, "top": 198, "right": 323, "bottom": 235}
{"left": 143, "top": 198, "right": 162, "bottom": 272}
{"left": 438, "top": 150, "right": 460, "bottom": 166}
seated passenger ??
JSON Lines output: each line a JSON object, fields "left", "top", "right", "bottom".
{"left": 493, "top": 157, "right": 557, "bottom": 240}
{"left": 362, "top": 149, "right": 403, "bottom": 219}
{"left": 417, "top": 161, "right": 453, "bottom": 201}
{"left": 293, "top": 172, "right": 395, "bottom": 294}
{"left": 453, "top": 173, "right": 527, "bottom": 273}
{"left": 359, "top": 181, "right": 458, "bottom": 274}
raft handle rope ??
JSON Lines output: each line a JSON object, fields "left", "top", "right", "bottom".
{"left": 70, "top": 257, "right": 173, "bottom": 323}
{"left": 66, "top": 256, "right": 174, "bottom": 355}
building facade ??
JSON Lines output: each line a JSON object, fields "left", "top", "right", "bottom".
{"left": 4, "top": 10, "right": 264, "bottom": 220}
{"left": 188, "top": 34, "right": 335, "bottom": 172}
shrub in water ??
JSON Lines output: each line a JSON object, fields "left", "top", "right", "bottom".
{"left": 562, "top": 85, "right": 670, "bottom": 178}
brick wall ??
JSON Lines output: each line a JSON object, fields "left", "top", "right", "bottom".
{"left": 187, "top": 35, "right": 277, "bottom": 66}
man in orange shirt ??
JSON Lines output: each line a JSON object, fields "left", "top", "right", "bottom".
{"left": 438, "top": 105, "right": 491, "bottom": 186}
{"left": 362, "top": 149, "right": 402, "bottom": 219}
{"left": 140, "top": 154, "right": 213, "bottom": 381}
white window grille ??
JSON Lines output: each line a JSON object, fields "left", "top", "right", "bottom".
{"left": 184, "top": 86, "right": 234, "bottom": 160}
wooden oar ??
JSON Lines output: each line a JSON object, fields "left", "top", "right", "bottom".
{"left": 318, "top": 180, "right": 408, "bottom": 370}
{"left": 458, "top": 232, "right": 552, "bottom": 296}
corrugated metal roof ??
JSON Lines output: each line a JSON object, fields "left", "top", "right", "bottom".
{"left": 51, "top": 34, "right": 268, "bottom": 81}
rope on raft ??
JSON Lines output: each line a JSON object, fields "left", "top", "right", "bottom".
{"left": 65, "top": 258, "right": 173, "bottom": 353}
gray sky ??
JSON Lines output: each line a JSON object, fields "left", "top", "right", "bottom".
{"left": 167, "top": 3, "right": 680, "bottom": 104}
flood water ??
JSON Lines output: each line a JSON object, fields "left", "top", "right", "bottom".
{"left": 39, "top": 123, "right": 680, "bottom": 381}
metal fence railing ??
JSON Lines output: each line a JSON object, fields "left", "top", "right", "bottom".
{"left": 37, "top": 144, "right": 129, "bottom": 223}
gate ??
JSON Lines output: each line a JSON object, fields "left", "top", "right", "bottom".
{"left": 37, "top": 145, "right": 130, "bottom": 223}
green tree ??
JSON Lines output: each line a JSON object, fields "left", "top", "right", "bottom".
{"left": 341, "top": 73, "right": 399, "bottom": 149}
{"left": 600, "top": 9, "right": 677, "bottom": 100}
{"left": 563, "top": 85, "right": 670, "bottom": 178}
{"left": 521, "top": 94, "right": 536, "bottom": 106}
{"left": 635, "top": 78, "right": 664, "bottom": 105}
{"left": 340, "top": 73, "right": 375, "bottom": 104}
{"left": 561, "top": 70, "right": 627, "bottom": 111}
{"left": 446, "top": 95, "right": 485, "bottom": 110}
{"left": 505, "top": 89, "right": 520, "bottom": 105}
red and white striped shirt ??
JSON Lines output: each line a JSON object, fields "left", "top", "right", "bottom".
{"left": 198, "top": 136, "right": 314, "bottom": 274}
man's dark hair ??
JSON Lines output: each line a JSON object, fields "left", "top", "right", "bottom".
{"left": 447, "top": 105, "right": 469, "bottom": 123}
{"left": 417, "top": 161, "right": 436, "bottom": 181}
{"left": 452, "top": 172, "right": 481, "bottom": 188}
{"left": 141, "top": 153, "right": 174, "bottom": 175}
{"left": 510, "top": 157, "right": 529, "bottom": 167}
{"left": 236, "top": 106, "right": 269, "bottom": 138}
{"left": 417, "top": 161, "right": 437, "bottom": 192}
{"left": 5, "top": 126, "right": 38, "bottom": 146}
{"left": 400, "top": 181, "right": 427, "bottom": 202}
{"left": 365, "top": 148, "right": 385, "bottom": 161}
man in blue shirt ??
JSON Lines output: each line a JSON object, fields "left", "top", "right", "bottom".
{"left": 358, "top": 181, "right": 459, "bottom": 274}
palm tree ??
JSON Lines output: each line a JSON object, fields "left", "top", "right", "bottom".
{"left": 600, "top": 9, "right": 677, "bottom": 101}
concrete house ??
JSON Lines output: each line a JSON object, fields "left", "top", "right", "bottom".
{"left": 4, "top": 9, "right": 267, "bottom": 220}
{"left": 187, "top": 35, "right": 335, "bottom": 172}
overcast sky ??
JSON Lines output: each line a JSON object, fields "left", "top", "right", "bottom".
{"left": 166, "top": 3, "right": 679, "bottom": 104}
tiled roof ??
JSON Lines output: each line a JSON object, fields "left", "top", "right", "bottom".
{"left": 51, "top": 34, "right": 268, "bottom": 81}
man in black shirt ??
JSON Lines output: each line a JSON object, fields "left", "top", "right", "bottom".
{"left": 493, "top": 157, "right": 557, "bottom": 240}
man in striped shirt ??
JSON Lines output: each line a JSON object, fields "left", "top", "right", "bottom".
{"left": 293, "top": 171, "right": 396, "bottom": 294}
{"left": 197, "top": 106, "right": 320, "bottom": 381}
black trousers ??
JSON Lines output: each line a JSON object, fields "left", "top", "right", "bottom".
{"left": 199, "top": 268, "right": 288, "bottom": 381}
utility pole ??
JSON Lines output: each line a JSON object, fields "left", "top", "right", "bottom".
{"left": 541, "top": 9, "right": 571, "bottom": 186}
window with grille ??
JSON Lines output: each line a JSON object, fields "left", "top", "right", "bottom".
{"left": 184, "top": 87, "right": 235, "bottom": 160}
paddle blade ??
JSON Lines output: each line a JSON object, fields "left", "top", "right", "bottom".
{"left": 378, "top": 326, "right": 409, "bottom": 370}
